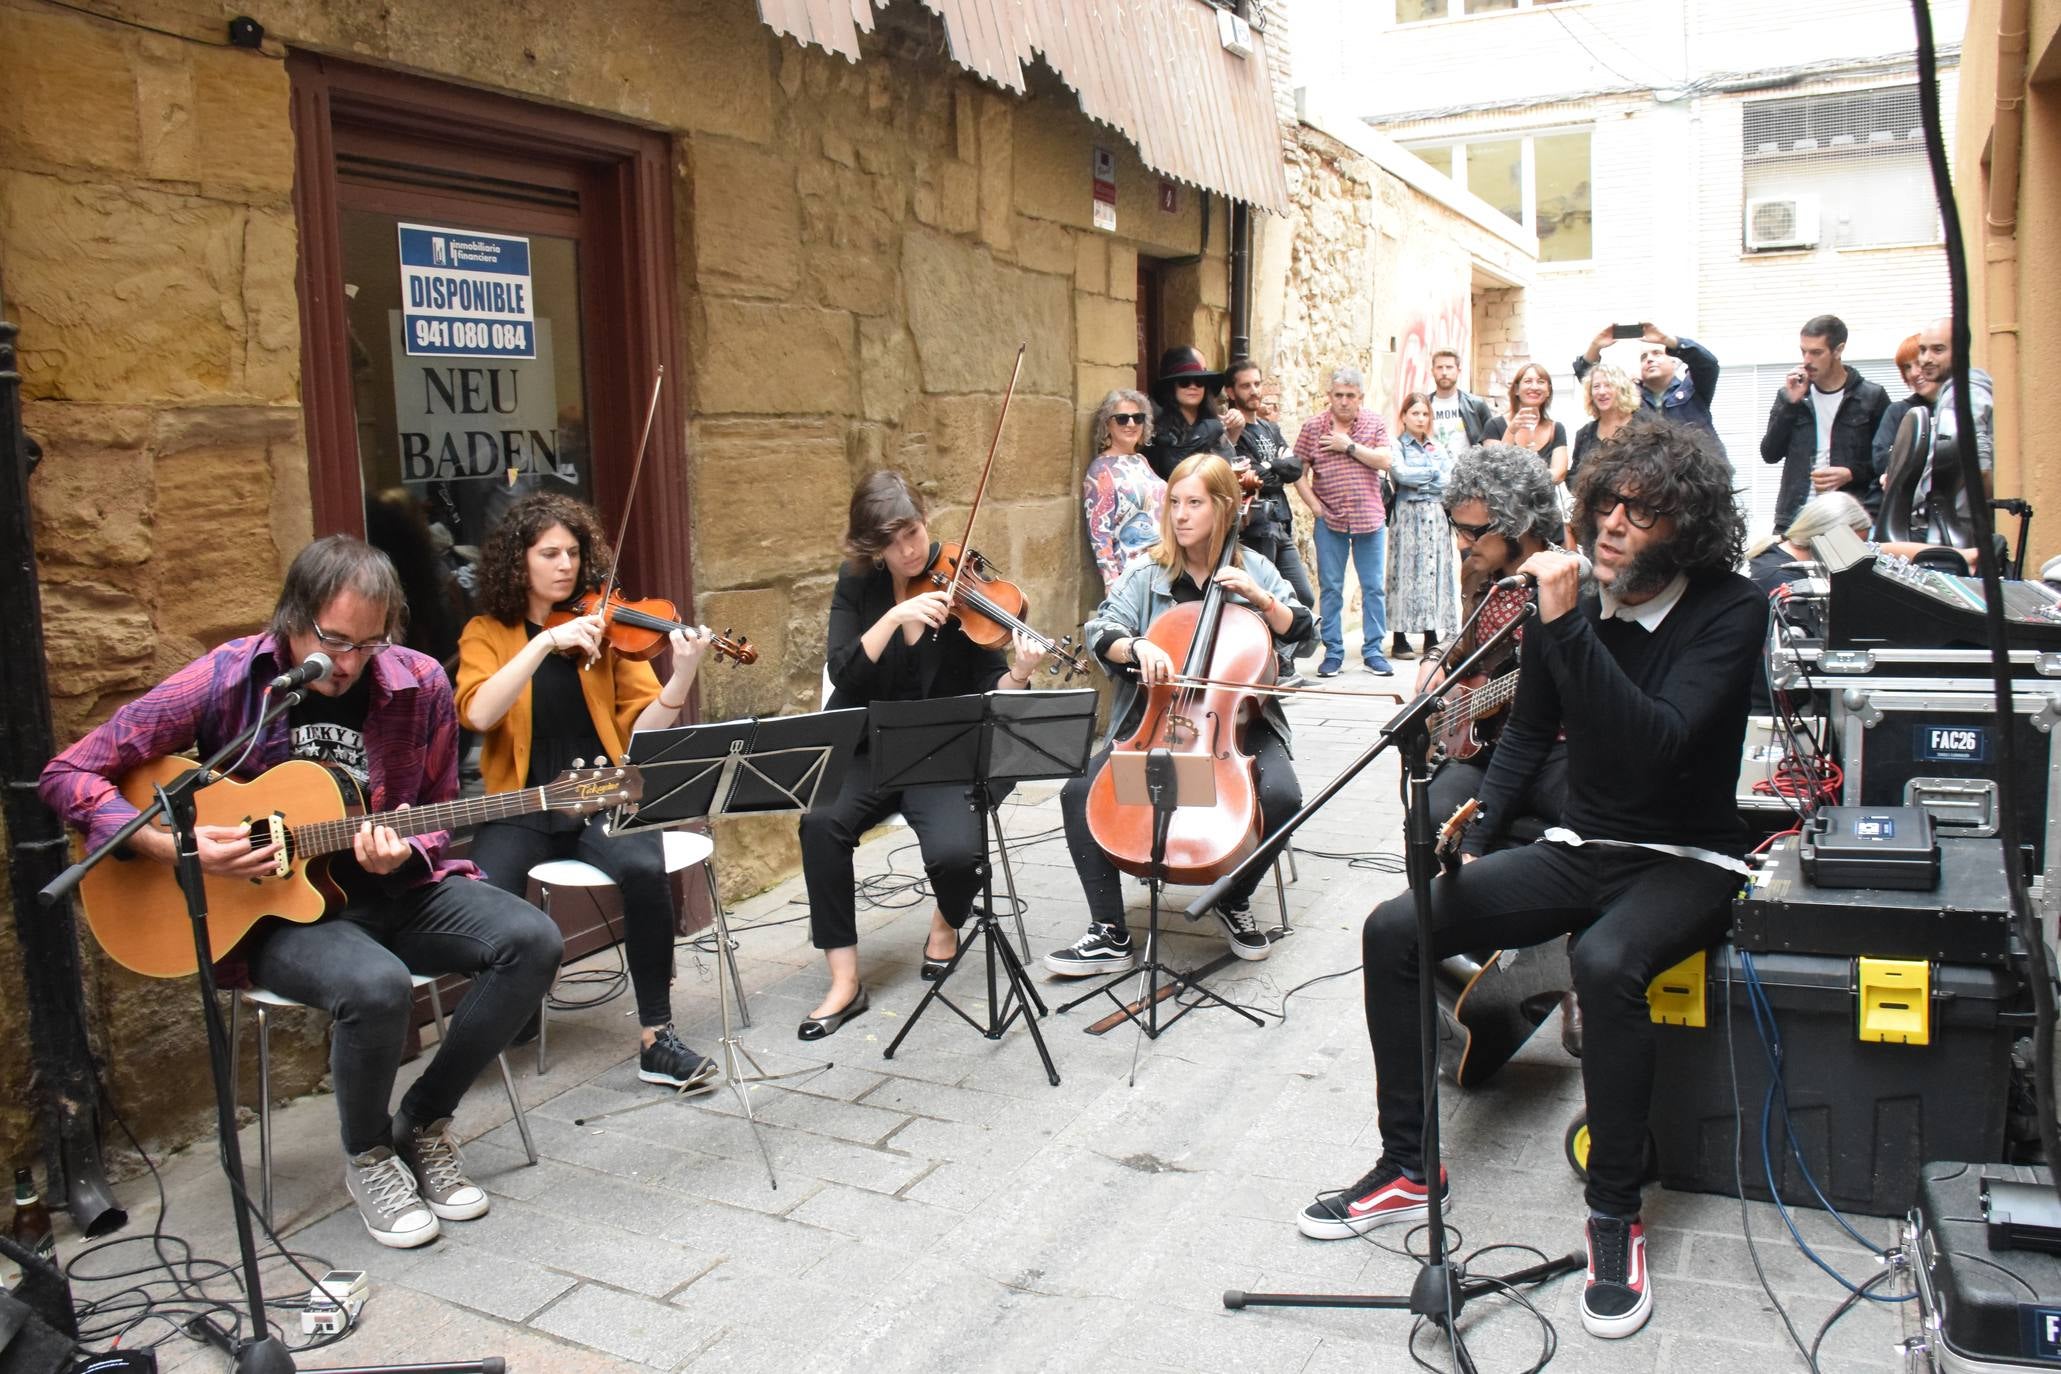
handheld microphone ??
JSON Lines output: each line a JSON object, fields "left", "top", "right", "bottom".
{"left": 1492, "top": 572, "right": 1537, "bottom": 591}
{"left": 269, "top": 652, "right": 334, "bottom": 692}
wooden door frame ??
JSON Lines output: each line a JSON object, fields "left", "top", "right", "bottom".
{"left": 287, "top": 52, "right": 690, "bottom": 622}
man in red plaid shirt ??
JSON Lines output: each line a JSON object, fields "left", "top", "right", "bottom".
{"left": 41, "top": 536, "right": 561, "bottom": 1250}
{"left": 1293, "top": 366, "right": 1396, "bottom": 676}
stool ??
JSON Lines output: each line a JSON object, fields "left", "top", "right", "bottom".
{"left": 228, "top": 974, "right": 539, "bottom": 1227}
{"left": 529, "top": 828, "right": 744, "bottom": 1058}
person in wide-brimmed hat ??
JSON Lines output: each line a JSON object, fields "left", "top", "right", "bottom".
{"left": 1143, "top": 345, "right": 1234, "bottom": 480}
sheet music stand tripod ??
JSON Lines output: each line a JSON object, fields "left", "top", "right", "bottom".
{"left": 873, "top": 690, "right": 1097, "bottom": 1085}
{"left": 599, "top": 708, "right": 868, "bottom": 1188}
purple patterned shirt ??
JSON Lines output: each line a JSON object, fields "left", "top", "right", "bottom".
{"left": 39, "top": 634, "right": 478, "bottom": 886}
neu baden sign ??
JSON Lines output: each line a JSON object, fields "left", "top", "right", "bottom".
{"left": 398, "top": 222, "right": 536, "bottom": 359}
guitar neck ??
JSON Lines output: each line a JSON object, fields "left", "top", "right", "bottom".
{"left": 1433, "top": 669, "right": 1520, "bottom": 732}
{"left": 290, "top": 789, "right": 557, "bottom": 858}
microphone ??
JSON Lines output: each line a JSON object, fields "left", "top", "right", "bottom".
{"left": 269, "top": 652, "right": 334, "bottom": 692}
{"left": 1493, "top": 572, "right": 1537, "bottom": 591}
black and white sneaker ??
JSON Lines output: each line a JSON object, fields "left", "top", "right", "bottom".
{"left": 639, "top": 1026, "right": 718, "bottom": 1089}
{"left": 1044, "top": 923, "right": 1135, "bottom": 976}
{"left": 1215, "top": 901, "right": 1270, "bottom": 960}
{"left": 1581, "top": 1214, "right": 1652, "bottom": 1339}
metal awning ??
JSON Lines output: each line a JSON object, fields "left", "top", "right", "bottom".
{"left": 756, "top": 0, "right": 1290, "bottom": 214}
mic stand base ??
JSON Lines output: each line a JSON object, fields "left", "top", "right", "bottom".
{"left": 1218, "top": 731, "right": 1581, "bottom": 1357}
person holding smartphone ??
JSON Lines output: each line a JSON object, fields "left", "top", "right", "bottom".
{"left": 1573, "top": 322, "right": 1723, "bottom": 456}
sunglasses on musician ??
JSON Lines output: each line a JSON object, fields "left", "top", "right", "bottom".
{"left": 1446, "top": 514, "right": 1497, "bottom": 541}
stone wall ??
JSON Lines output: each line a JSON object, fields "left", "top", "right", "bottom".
{"left": 1268, "top": 122, "right": 1528, "bottom": 436}
{"left": 0, "top": 0, "right": 1231, "bottom": 1166}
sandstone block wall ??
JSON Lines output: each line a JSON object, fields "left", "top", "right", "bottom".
{"left": 0, "top": 0, "right": 1233, "bottom": 1167}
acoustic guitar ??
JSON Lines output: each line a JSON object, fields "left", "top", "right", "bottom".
{"left": 74, "top": 758, "right": 642, "bottom": 978}
{"left": 1427, "top": 797, "right": 1573, "bottom": 1088}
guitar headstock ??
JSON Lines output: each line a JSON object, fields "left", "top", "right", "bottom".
{"left": 1434, "top": 797, "right": 1480, "bottom": 861}
{"left": 543, "top": 764, "right": 646, "bottom": 816}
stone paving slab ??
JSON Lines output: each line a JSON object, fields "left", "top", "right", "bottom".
{"left": 55, "top": 684, "right": 1911, "bottom": 1371}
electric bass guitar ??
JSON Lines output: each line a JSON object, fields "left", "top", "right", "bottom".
{"left": 1427, "top": 668, "right": 1520, "bottom": 763}
{"left": 1428, "top": 797, "right": 1572, "bottom": 1088}
{"left": 74, "top": 758, "right": 643, "bottom": 978}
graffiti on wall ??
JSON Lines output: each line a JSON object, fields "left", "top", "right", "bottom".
{"left": 1393, "top": 295, "right": 1471, "bottom": 413}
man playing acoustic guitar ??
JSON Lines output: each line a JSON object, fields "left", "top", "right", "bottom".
{"left": 41, "top": 536, "right": 563, "bottom": 1249}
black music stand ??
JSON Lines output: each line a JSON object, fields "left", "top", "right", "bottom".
{"left": 1054, "top": 748, "right": 1265, "bottom": 1080}
{"left": 590, "top": 709, "right": 868, "bottom": 1187}
{"left": 874, "top": 690, "right": 1097, "bottom": 1085}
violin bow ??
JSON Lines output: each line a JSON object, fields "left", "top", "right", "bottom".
{"left": 939, "top": 344, "right": 1026, "bottom": 613}
{"left": 582, "top": 367, "right": 666, "bottom": 668}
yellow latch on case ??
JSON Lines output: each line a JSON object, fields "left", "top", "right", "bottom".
{"left": 1857, "top": 958, "right": 1931, "bottom": 1045}
{"left": 1647, "top": 949, "right": 1707, "bottom": 1027}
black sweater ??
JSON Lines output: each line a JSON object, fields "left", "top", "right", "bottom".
{"left": 1464, "top": 569, "right": 1768, "bottom": 857}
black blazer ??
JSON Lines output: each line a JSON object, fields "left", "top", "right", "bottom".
{"left": 823, "top": 553, "right": 1009, "bottom": 717}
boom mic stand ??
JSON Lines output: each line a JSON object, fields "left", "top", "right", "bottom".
{"left": 1187, "top": 595, "right": 1581, "bottom": 1365}
{"left": 41, "top": 693, "right": 497, "bottom": 1374}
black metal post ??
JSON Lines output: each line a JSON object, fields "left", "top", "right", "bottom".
{"left": 0, "top": 319, "right": 126, "bottom": 1237}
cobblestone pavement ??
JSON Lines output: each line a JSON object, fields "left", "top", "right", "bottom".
{"left": 77, "top": 668, "right": 1904, "bottom": 1372}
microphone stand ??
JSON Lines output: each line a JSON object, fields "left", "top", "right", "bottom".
{"left": 40, "top": 688, "right": 498, "bottom": 1373}
{"left": 1192, "top": 591, "right": 1582, "bottom": 1361}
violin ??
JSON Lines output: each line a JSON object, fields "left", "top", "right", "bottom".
{"left": 545, "top": 589, "right": 757, "bottom": 666}
{"left": 921, "top": 344, "right": 1087, "bottom": 681}
{"left": 1083, "top": 526, "right": 1275, "bottom": 884}
{"left": 903, "top": 542, "right": 1086, "bottom": 678}
{"left": 557, "top": 366, "right": 756, "bottom": 671}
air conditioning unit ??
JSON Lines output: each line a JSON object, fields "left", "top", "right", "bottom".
{"left": 1745, "top": 195, "right": 1822, "bottom": 251}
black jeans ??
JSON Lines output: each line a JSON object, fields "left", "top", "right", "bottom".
{"left": 471, "top": 816, "right": 678, "bottom": 1029}
{"left": 245, "top": 877, "right": 562, "bottom": 1156}
{"left": 1361, "top": 841, "right": 1736, "bottom": 1216}
{"left": 1243, "top": 526, "right": 1317, "bottom": 663}
{"left": 1059, "top": 730, "right": 1303, "bottom": 931}
{"left": 798, "top": 754, "right": 991, "bottom": 950}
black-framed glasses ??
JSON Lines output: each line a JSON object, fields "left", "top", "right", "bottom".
{"left": 1110, "top": 412, "right": 1147, "bottom": 425}
{"left": 311, "top": 626, "right": 393, "bottom": 656}
{"left": 1446, "top": 514, "right": 1496, "bottom": 540}
{"left": 1588, "top": 488, "right": 1673, "bottom": 530}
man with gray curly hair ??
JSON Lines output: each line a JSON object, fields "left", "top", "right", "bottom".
{"left": 1419, "top": 443, "right": 1575, "bottom": 830}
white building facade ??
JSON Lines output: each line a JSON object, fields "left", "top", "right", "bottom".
{"left": 1296, "top": 0, "right": 1961, "bottom": 532}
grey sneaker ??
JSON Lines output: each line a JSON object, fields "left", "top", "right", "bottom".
{"left": 393, "top": 1117, "right": 488, "bottom": 1222}
{"left": 345, "top": 1146, "right": 439, "bottom": 1248}
{"left": 1215, "top": 901, "right": 1271, "bottom": 961}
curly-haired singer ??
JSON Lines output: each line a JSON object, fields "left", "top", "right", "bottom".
{"left": 1301, "top": 413, "right": 1764, "bottom": 1343}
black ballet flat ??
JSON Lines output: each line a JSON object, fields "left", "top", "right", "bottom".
{"left": 920, "top": 940, "right": 960, "bottom": 981}
{"left": 797, "top": 988, "right": 870, "bottom": 1042}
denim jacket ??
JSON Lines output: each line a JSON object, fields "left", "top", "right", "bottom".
{"left": 1084, "top": 552, "right": 1309, "bottom": 753}
{"left": 1390, "top": 434, "right": 1450, "bottom": 503}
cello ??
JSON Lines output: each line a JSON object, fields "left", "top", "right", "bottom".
{"left": 1082, "top": 496, "right": 1276, "bottom": 884}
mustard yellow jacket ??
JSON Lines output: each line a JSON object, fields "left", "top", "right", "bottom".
{"left": 453, "top": 615, "right": 661, "bottom": 796}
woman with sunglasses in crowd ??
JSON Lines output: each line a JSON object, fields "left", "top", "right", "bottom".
{"left": 1083, "top": 388, "right": 1167, "bottom": 592}
{"left": 455, "top": 493, "right": 717, "bottom": 1092}
{"left": 1143, "top": 346, "right": 1235, "bottom": 479}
